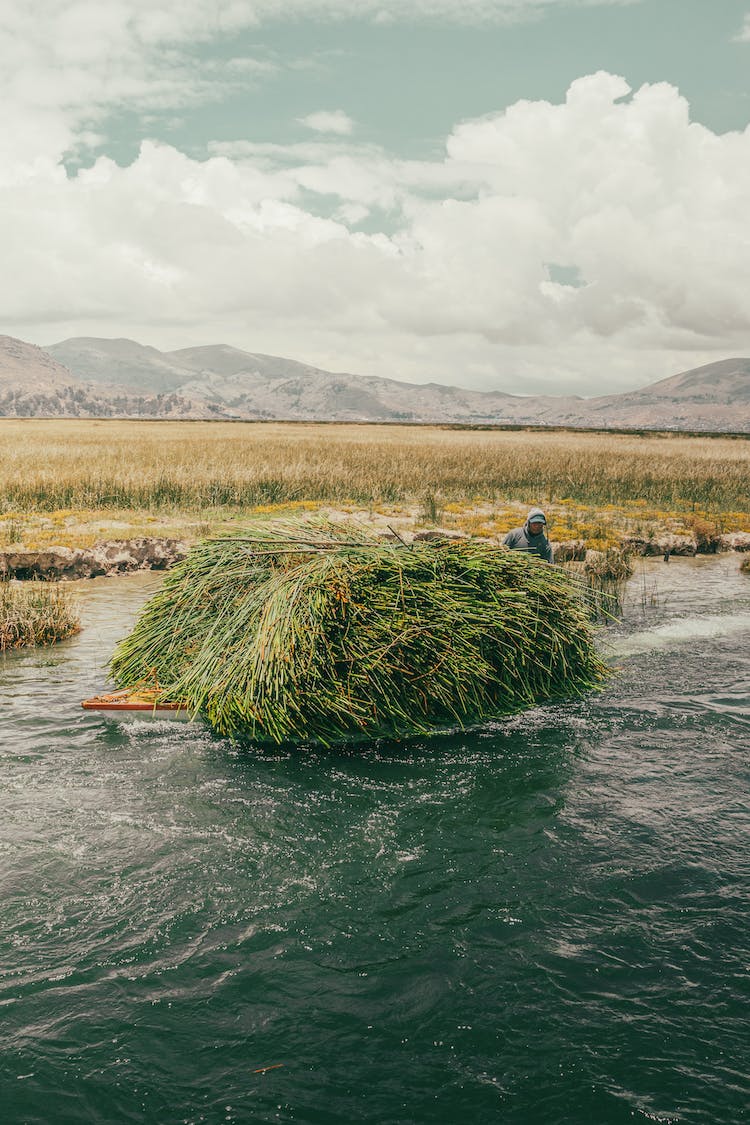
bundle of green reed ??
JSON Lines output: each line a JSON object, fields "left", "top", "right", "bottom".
{"left": 110, "top": 522, "right": 609, "bottom": 744}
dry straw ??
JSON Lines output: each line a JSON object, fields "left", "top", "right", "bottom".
{"left": 111, "top": 522, "right": 610, "bottom": 744}
{"left": 0, "top": 580, "right": 80, "bottom": 650}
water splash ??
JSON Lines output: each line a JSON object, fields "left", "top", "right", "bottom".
{"left": 608, "top": 611, "right": 750, "bottom": 657}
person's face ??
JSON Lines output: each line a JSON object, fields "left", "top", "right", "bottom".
{"left": 528, "top": 521, "right": 545, "bottom": 536}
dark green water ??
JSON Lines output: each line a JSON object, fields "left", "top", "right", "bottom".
{"left": 1, "top": 558, "right": 749, "bottom": 1125}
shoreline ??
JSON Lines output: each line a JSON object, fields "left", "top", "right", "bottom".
{"left": 2, "top": 526, "right": 749, "bottom": 582}
{"left": 0, "top": 538, "right": 187, "bottom": 581}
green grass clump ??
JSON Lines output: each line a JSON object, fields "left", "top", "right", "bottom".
{"left": 0, "top": 581, "right": 80, "bottom": 651}
{"left": 110, "top": 522, "right": 610, "bottom": 744}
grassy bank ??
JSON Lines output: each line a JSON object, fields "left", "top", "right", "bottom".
{"left": 0, "top": 420, "right": 748, "bottom": 550}
{"left": 0, "top": 581, "right": 80, "bottom": 650}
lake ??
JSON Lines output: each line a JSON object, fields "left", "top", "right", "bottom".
{"left": 1, "top": 556, "right": 748, "bottom": 1124}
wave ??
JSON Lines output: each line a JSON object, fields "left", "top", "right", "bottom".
{"left": 607, "top": 612, "right": 750, "bottom": 657}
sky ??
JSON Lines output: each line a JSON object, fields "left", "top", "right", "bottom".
{"left": 2, "top": 0, "right": 750, "bottom": 395}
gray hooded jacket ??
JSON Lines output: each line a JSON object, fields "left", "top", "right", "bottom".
{"left": 503, "top": 507, "right": 553, "bottom": 563}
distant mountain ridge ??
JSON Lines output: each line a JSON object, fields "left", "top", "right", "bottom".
{"left": 0, "top": 336, "right": 223, "bottom": 419}
{"left": 0, "top": 334, "right": 747, "bottom": 431}
{"left": 46, "top": 338, "right": 519, "bottom": 423}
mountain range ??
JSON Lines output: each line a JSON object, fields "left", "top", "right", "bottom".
{"left": 0, "top": 333, "right": 748, "bottom": 431}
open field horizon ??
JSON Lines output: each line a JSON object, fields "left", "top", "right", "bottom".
{"left": 1, "top": 419, "right": 748, "bottom": 553}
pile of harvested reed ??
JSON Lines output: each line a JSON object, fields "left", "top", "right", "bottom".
{"left": 0, "top": 580, "right": 80, "bottom": 651}
{"left": 111, "top": 523, "right": 609, "bottom": 744}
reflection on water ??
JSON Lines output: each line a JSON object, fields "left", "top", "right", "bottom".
{"left": 1, "top": 557, "right": 749, "bottom": 1124}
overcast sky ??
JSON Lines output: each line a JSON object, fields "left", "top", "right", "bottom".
{"left": 2, "top": 0, "right": 750, "bottom": 394}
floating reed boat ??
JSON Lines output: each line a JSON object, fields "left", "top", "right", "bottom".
{"left": 85, "top": 522, "right": 609, "bottom": 745}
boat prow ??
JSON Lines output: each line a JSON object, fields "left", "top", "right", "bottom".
{"left": 81, "top": 689, "right": 193, "bottom": 721}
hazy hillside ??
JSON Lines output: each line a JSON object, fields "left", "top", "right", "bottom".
{"left": 0, "top": 334, "right": 747, "bottom": 430}
{"left": 568, "top": 358, "right": 750, "bottom": 430}
{"left": 601, "top": 358, "right": 750, "bottom": 405}
{"left": 48, "top": 337, "right": 197, "bottom": 394}
{"left": 0, "top": 335, "right": 222, "bottom": 419}
{"left": 49, "top": 337, "right": 520, "bottom": 423}
{"left": 167, "top": 345, "right": 331, "bottom": 381}
{"left": 0, "top": 335, "right": 78, "bottom": 391}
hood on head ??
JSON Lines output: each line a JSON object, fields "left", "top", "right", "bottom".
{"left": 524, "top": 508, "right": 547, "bottom": 533}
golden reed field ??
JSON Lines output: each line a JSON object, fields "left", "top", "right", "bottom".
{"left": 0, "top": 419, "right": 748, "bottom": 548}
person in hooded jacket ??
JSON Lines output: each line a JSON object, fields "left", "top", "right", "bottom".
{"left": 503, "top": 507, "right": 554, "bottom": 563}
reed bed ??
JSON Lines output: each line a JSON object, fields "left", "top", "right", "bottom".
{"left": 563, "top": 548, "right": 634, "bottom": 621}
{"left": 110, "top": 522, "right": 609, "bottom": 744}
{"left": 0, "top": 420, "right": 748, "bottom": 515}
{"left": 0, "top": 580, "right": 80, "bottom": 650}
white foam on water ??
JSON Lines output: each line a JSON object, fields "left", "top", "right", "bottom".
{"left": 608, "top": 612, "right": 750, "bottom": 657}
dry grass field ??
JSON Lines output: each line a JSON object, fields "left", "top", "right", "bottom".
{"left": 0, "top": 419, "right": 748, "bottom": 549}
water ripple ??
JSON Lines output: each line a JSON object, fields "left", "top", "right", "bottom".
{"left": 1, "top": 562, "right": 749, "bottom": 1123}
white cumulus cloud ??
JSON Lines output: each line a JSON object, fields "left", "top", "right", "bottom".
{"left": 3, "top": 70, "right": 750, "bottom": 394}
{"left": 0, "top": 0, "right": 643, "bottom": 169}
